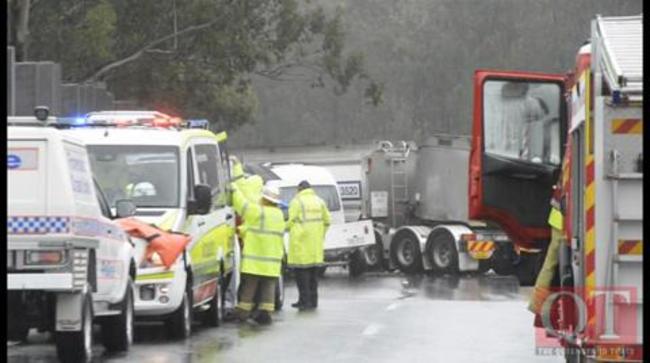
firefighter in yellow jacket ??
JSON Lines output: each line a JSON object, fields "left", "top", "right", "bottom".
{"left": 529, "top": 142, "right": 571, "bottom": 323}
{"left": 287, "top": 181, "right": 331, "bottom": 310}
{"left": 231, "top": 182, "right": 286, "bottom": 325}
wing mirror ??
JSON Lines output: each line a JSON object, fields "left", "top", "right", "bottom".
{"left": 115, "top": 199, "right": 137, "bottom": 218}
{"left": 188, "top": 184, "right": 212, "bottom": 215}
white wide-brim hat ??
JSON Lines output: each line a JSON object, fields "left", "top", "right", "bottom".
{"left": 262, "top": 185, "right": 282, "bottom": 204}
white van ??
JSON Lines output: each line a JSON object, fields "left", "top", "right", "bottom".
{"left": 60, "top": 111, "right": 239, "bottom": 339}
{"left": 8, "top": 116, "right": 137, "bottom": 362}
{"left": 263, "top": 164, "right": 376, "bottom": 276}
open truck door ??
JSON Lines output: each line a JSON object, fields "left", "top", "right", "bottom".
{"left": 469, "top": 70, "right": 567, "bottom": 252}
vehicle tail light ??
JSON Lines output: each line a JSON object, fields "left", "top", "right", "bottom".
{"left": 24, "top": 250, "right": 65, "bottom": 265}
{"left": 460, "top": 233, "right": 476, "bottom": 241}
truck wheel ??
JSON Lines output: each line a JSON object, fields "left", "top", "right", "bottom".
{"left": 166, "top": 288, "right": 192, "bottom": 339}
{"left": 515, "top": 251, "right": 543, "bottom": 286}
{"left": 488, "top": 243, "right": 515, "bottom": 276}
{"left": 55, "top": 293, "right": 93, "bottom": 363}
{"left": 390, "top": 229, "right": 422, "bottom": 274}
{"left": 274, "top": 274, "right": 285, "bottom": 311}
{"left": 362, "top": 233, "right": 383, "bottom": 271}
{"left": 349, "top": 250, "right": 367, "bottom": 278}
{"left": 427, "top": 229, "right": 459, "bottom": 274}
{"left": 477, "top": 259, "right": 491, "bottom": 274}
{"left": 201, "top": 279, "right": 222, "bottom": 327}
{"left": 102, "top": 278, "right": 134, "bottom": 352}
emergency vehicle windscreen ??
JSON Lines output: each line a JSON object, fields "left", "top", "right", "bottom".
{"left": 279, "top": 185, "right": 341, "bottom": 212}
{"left": 483, "top": 80, "right": 561, "bottom": 166}
{"left": 87, "top": 145, "right": 180, "bottom": 208}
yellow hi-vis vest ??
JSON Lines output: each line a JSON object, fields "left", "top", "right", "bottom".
{"left": 287, "top": 188, "right": 331, "bottom": 267}
{"left": 231, "top": 183, "right": 285, "bottom": 277}
{"left": 548, "top": 207, "right": 563, "bottom": 230}
{"left": 231, "top": 161, "right": 263, "bottom": 203}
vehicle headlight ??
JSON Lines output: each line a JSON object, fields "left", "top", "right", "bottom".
{"left": 24, "top": 250, "right": 66, "bottom": 265}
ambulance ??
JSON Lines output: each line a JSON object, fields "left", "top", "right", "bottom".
{"left": 59, "top": 111, "right": 239, "bottom": 339}
{"left": 8, "top": 110, "right": 138, "bottom": 362}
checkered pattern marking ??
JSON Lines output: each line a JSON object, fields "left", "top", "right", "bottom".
{"left": 7, "top": 216, "right": 70, "bottom": 234}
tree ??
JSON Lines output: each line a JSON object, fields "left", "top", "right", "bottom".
{"left": 12, "top": 0, "right": 382, "bottom": 130}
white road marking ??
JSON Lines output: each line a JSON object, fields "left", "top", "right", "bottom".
{"left": 386, "top": 302, "right": 400, "bottom": 311}
{"left": 362, "top": 323, "right": 383, "bottom": 336}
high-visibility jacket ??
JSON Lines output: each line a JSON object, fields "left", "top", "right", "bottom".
{"left": 529, "top": 182, "right": 566, "bottom": 319}
{"left": 231, "top": 183, "right": 285, "bottom": 278}
{"left": 231, "top": 161, "right": 263, "bottom": 203}
{"left": 287, "top": 188, "right": 331, "bottom": 267}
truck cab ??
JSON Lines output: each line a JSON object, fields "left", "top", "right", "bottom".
{"left": 8, "top": 116, "right": 138, "bottom": 361}
{"left": 469, "top": 70, "right": 567, "bottom": 283}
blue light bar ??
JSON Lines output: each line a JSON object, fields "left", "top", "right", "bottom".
{"left": 186, "top": 119, "right": 209, "bottom": 129}
{"left": 56, "top": 117, "right": 88, "bottom": 127}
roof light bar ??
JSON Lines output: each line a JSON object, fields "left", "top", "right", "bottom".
{"left": 185, "top": 119, "right": 209, "bottom": 129}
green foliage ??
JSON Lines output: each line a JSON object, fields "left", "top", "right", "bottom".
{"left": 22, "top": 0, "right": 382, "bottom": 130}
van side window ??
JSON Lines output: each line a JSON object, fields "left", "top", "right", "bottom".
{"left": 187, "top": 148, "right": 195, "bottom": 200}
{"left": 94, "top": 179, "right": 112, "bottom": 218}
{"left": 194, "top": 144, "right": 220, "bottom": 193}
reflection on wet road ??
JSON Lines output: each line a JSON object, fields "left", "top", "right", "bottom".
{"left": 8, "top": 269, "right": 562, "bottom": 363}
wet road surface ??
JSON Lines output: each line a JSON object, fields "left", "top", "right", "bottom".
{"left": 8, "top": 269, "right": 563, "bottom": 363}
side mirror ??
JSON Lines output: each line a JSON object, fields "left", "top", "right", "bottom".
{"left": 115, "top": 199, "right": 137, "bottom": 218}
{"left": 188, "top": 184, "right": 212, "bottom": 215}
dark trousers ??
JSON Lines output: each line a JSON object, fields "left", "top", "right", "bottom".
{"left": 237, "top": 273, "right": 277, "bottom": 319}
{"left": 294, "top": 267, "right": 319, "bottom": 308}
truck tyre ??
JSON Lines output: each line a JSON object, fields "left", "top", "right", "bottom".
{"left": 477, "top": 259, "right": 491, "bottom": 274}
{"left": 349, "top": 250, "right": 367, "bottom": 278}
{"left": 55, "top": 293, "right": 93, "bottom": 363}
{"left": 275, "top": 274, "right": 285, "bottom": 311}
{"left": 362, "top": 233, "right": 383, "bottom": 271}
{"left": 515, "top": 251, "right": 543, "bottom": 286}
{"left": 427, "top": 229, "right": 459, "bottom": 274}
{"left": 390, "top": 229, "right": 422, "bottom": 274}
{"left": 201, "top": 279, "right": 222, "bottom": 327}
{"left": 102, "top": 278, "right": 134, "bottom": 352}
{"left": 490, "top": 243, "right": 516, "bottom": 276}
{"left": 166, "top": 288, "right": 192, "bottom": 340}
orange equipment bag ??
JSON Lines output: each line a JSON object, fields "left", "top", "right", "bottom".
{"left": 116, "top": 217, "right": 191, "bottom": 269}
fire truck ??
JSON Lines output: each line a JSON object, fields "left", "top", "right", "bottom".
{"left": 473, "top": 14, "right": 642, "bottom": 362}
{"left": 370, "top": 15, "right": 642, "bottom": 304}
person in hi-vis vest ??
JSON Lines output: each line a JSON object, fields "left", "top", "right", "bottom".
{"left": 287, "top": 180, "right": 331, "bottom": 310}
{"left": 231, "top": 181, "right": 286, "bottom": 325}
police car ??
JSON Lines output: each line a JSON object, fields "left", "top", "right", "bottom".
{"left": 7, "top": 109, "right": 138, "bottom": 362}
{"left": 60, "top": 111, "right": 239, "bottom": 339}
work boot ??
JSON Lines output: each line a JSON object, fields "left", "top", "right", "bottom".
{"left": 254, "top": 311, "right": 272, "bottom": 325}
{"left": 298, "top": 304, "right": 316, "bottom": 312}
{"left": 291, "top": 301, "right": 303, "bottom": 308}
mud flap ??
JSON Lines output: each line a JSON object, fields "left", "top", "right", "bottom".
{"left": 56, "top": 292, "right": 87, "bottom": 332}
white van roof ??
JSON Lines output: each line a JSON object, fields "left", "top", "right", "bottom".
{"left": 8, "top": 124, "right": 85, "bottom": 145}
{"left": 269, "top": 164, "right": 338, "bottom": 187}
